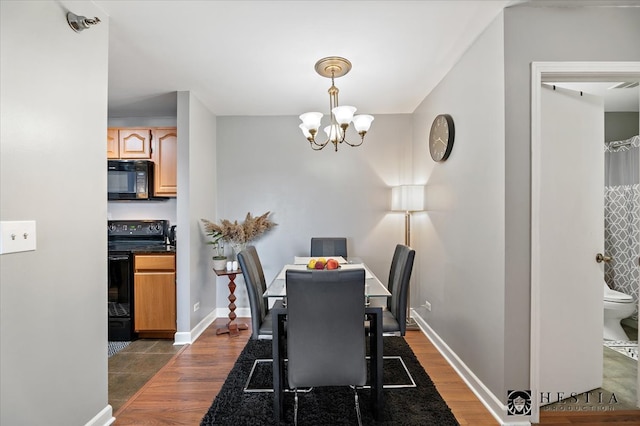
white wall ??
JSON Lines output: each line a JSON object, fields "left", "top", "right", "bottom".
{"left": 107, "top": 198, "right": 178, "bottom": 224}
{"left": 215, "top": 115, "right": 411, "bottom": 310}
{"left": 0, "top": 1, "right": 111, "bottom": 425}
{"left": 411, "top": 12, "right": 507, "bottom": 402}
{"left": 108, "top": 116, "right": 177, "bottom": 128}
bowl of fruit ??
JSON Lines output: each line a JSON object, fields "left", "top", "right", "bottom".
{"left": 306, "top": 257, "right": 340, "bottom": 270}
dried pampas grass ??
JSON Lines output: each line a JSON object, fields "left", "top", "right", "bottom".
{"left": 201, "top": 211, "right": 276, "bottom": 245}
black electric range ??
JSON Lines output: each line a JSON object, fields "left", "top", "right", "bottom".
{"left": 107, "top": 219, "right": 173, "bottom": 341}
{"left": 108, "top": 219, "right": 172, "bottom": 251}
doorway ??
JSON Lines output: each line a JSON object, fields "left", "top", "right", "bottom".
{"left": 530, "top": 61, "right": 640, "bottom": 423}
{"left": 544, "top": 80, "right": 639, "bottom": 411}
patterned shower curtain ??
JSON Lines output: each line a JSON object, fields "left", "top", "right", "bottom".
{"left": 604, "top": 135, "right": 640, "bottom": 307}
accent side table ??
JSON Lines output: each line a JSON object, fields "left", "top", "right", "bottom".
{"left": 213, "top": 268, "right": 249, "bottom": 337}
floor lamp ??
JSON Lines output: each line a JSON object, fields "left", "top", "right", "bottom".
{"left": 391, "top": 185, "right": 424, "bottom": 330}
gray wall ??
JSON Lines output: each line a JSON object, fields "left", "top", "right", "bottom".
{"left": 410, "top": 4, "right": 640, "bottom": 413}
{"left": 0, "top": 1, "right": 111, "bottom": 424}
{"left": 411, "top": 12, "right": 507, "bottom": 402}
{"left": 503, "top": 3, "right": 640, "bottom": 403}
{"left": 2, "top": 3, "right": 637, "bottom": 424}
{"left": 176, "top": 92, "right": 218, "bottom": 330}
{"left": 215, "top": 115, "right": 411, "bottom": 309}
{"left": 605, "top": 112, "right": 639, "bottom": 142}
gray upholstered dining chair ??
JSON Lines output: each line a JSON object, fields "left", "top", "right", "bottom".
{"left": 285, "top": 269, "right": 367, "bottom": 426}
{"left": 237, "top": 246, "right": 273, "bottom": 340}
{"left": 310, "top": 237, "right": 348, "bottom": 258}
{"left": 382, "top": 244, "right": 416, "bottom": 336}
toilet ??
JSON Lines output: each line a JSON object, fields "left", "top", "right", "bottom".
{"left": 603, "top": 283, "right": 636, "bottom": 341}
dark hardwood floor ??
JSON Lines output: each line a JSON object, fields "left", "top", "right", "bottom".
{"left": 112, "top": 317, "right": 640, "bottom": 425}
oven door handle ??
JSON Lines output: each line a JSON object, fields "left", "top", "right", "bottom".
{"left": 108, "top": 255, "right": 130, "bottom": 261}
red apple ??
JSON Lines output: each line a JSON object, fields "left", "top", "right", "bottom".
{"left": 314, "top": 261, "right": 325, "bottom": 269}
{"left": 326, "top": 259, "right": 339, "bottom": 270}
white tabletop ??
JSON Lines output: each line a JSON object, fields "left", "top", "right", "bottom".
{"left": 264, "top": 258, "right": 391, "bottom": 298}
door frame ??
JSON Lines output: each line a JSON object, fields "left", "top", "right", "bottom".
{"left": 530, "top": 61, "right": 640, "bottom": 423}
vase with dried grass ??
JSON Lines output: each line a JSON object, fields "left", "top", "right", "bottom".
{"left": 201, "top": 211, "right": 277, "bottom": 263}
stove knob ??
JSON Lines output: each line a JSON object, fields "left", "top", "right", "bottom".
{"left": 108, "top": 223, "right": 116, "bottom": 233}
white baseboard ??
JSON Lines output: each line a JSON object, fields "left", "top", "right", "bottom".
{"left": 174, "top": 307, "right": 252, "bottom": 345}
{"left": 412, "top": 311, "right": 531, "bottom": 426}
{"left": 174, "top": 331, "right": 193, "bottom": 346}
{"left": 174, "top": 309, "right": 217, "bottom": 345}
{"left": 84, "top": 405, "right": 115, "bottom": 426}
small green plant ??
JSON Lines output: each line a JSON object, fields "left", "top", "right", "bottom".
{"left": 205, "top": 230, "right": 226, "bottom": 259}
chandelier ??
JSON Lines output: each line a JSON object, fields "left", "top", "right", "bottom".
{"left": 299, "top": 57, "right": 374, "bottom": 152}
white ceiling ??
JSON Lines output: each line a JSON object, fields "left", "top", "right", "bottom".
{"left": 96, "top": 0, "right": 517, "bottom": 117}
{"left": 95, "top": 1, "right": 639, "bottom": 118}
{"left": 548, "top": 82, "right": 639, "bottom": 112}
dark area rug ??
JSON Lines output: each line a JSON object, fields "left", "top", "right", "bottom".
{"left": 201, "top": 337, "right": 459, "bottom": 425}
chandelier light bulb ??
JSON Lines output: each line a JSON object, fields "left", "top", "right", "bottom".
{"left": 332, "top": 106, "right": 357, "bottom": 125}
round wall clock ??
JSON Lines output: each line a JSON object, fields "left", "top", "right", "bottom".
{"left": 429, "top": 114, "right": 455, "bottom": 162}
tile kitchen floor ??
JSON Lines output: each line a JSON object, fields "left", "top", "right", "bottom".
{"left": 108, "top": 339, "right": 184, "bottom": 414}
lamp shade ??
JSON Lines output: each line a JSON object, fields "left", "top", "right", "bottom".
{"left": 299, "top": 112, "right": 323, "bottom": 131}
{"left": 299, "top": 124, "right": 312, "bottom": 138}
{"left": 391, "top": 185, "right": 425, "bottom": 212}
{"left": 332, "top": 106, "right": 356, "bottom": 124}
{"left": 352, "top": 114, "right": 374, "bottom": 132}
{"left": 324, "top": 124, "right": 343, "bottom": 142}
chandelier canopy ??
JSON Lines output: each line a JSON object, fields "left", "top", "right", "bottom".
{"left": 299, "top": 57, "right": 374, "bottom": 152}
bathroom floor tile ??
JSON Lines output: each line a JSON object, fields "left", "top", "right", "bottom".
{"left": 544, "top": 345, "right": 637, "bottom": 412}
{"left": 604, "top": 340, "right": 638, "bottom": 361}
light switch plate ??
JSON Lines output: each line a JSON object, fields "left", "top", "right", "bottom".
{"left": 0, "top": 221, "right": 37, "bottom": 254}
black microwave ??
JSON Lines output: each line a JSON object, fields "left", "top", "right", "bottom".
{"left": 108, "top": 160, "right": 158, "bottom": 200}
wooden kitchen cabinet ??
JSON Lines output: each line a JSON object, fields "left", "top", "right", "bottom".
{"left": 151, "top": 128, "right": 177, "bottom": 197}
{"left": 107, "top": 128, "right": 119, "bottom": 158}
{"left": 134, "top": 253, "right": 176, "bottom": 339}
{"left": 107, "top": 128, "right": 152, "bottom": 159}
{"left": 118, "top": 128, "right": 152, "bottom": 159}
{"left": 107, "top": 127, "right": 177, "bottom": 197}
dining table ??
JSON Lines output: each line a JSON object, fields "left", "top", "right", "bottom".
{"left": 264, "top": 256, "right": 388, "bottom": 423}
{"left": 263, "top": 256, "right": 391, "bottom": 299}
